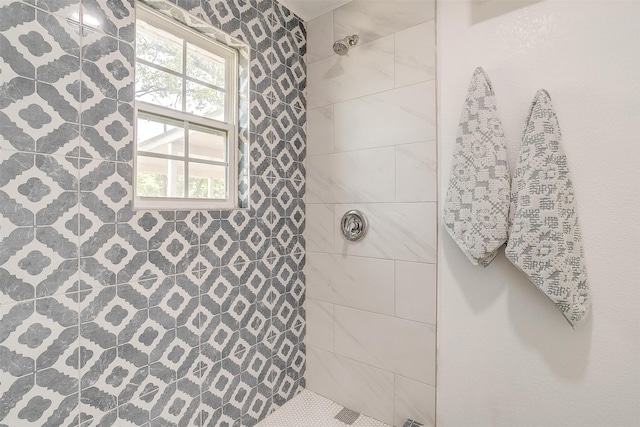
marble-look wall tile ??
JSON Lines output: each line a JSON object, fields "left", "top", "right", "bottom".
{"left": 306, "top": 11, "right": 334, "bottom": 63}
{"left": 0, "top": 297, "right": 80, "bottom": 426}
{"left": 334, "top": 0, "right": 435, "bottom": 45}
{"left": 0, "top": 0, "right": 307, "bottom": 425}
{"left": 396, "top": 141, "right": 437, "bottom": 202}
{"left": 282, "top": 0, "right": 351, "bottom": 23}
{"left": 394, "top": 375, "right": 436, "bottom": 427}
{"left": 395, "top": 20, "right": 436, "bottom": 87}
{"left": 304, "top": 1, "right": 438, "bottom": 424}
{"left": 307, "top": 35, "right": 395, "bottom": 109}
{"left": 0, "top": 151, "right": 80, "bottom": 304}
{"left": 306, "top": 346, "right": 395, "bottom": 425}
{"left": 306, "top": 298, "right": 334, "bottom": 351}
{"left": 333, "top": 81, "right": 436, "bottom": 152}
{"left": 17, "top": 0, "right": 80, "bottom": 18}
{"left": 307, "top": 147, "right": 395, "bottom": 203}
{"left": 333, "top": 203, "right": 437, "bottom": 263}
{"left": 306, "top": 253, "right": 395, "bottom": 315}
{"left": 0, "top": 4, "right": 81, "bottom": 157}
{"left": 333, "top": 306, "right": 436, "bottom": 385}
{"left": 306, "top": 204, "right": 335, "bottom": 252}
{"left": 307, "top": 106, "right": 334, "bottom": 156}
{"left": 395, "top": 261, "right": 436, "bottom": 325}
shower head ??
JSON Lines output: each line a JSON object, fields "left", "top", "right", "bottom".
{"left": 333, "top": 35, "right": 359, "bottom": 56}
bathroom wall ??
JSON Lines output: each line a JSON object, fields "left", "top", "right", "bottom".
{"left": 437, "top": 1, "right": 640, "bottom": 426}
{"left": 304, "top": 1, "right": 437, "bottom": 426}
{"left": 0, "top": 0, "right": 306, "bottom": 425}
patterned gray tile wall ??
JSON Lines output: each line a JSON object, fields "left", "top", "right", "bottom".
{"left": 0, "top": 0, "right": 306, "bottom": 426}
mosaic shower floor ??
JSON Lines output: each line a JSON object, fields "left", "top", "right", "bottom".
{"left": 257, "top": 389, "right": 392, "bottom": 427}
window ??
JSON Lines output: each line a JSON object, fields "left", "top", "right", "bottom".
{"left": 134, "top": 5, "right": 239, "bottom": 209}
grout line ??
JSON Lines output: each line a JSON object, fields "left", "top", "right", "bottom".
{"left": 392, "top": 145, "right": 397, "bottom": 204}
{"left": 392, "top": 371, "right": 396, "bottom": 424}
{"left": 306, "top": 138, "right": 437, "bottom": 156}
{"left": 309, "top": 77, "right": 436, "bottom": 112}
{"left": 394, "top": 371, "right": 437, "bottom": 390}
{"left": 331, "top": 301, "right": 335, "bottom": 353}
{"left": 305, "top": 249, "right": 437, "bottom": 265}
{"left": 433, "top": 0, "right": 440, "bottom": 424}
{"left": 325, "top": 301, "right": 437, "bottom": 328}
{"left": 392, "top": 260, "right": 397, "bottom": 317}
{"left": 307, "top": 344, "right": 436, "bottom": 389}
{"left": 330, "top": 103, "right": 335, "bottom": 155}
{"left": 306, "top": 201, "right": 438, "bottom": 206}
{"left": 76, "top": 3, "right": 85, "bottom": 421}
{"left": 305, "top": 250, "right": 436, "bottom": 266}
{"left": 393, "top": 32, "right": 397, "bottom": 89}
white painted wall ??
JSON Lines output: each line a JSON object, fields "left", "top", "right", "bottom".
{"left": 437, "top": 1, "right": 640, "bottom": 426}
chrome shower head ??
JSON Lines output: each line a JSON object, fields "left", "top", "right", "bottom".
{"left": 333, "top": 35, "right": 359, "bottom": 56}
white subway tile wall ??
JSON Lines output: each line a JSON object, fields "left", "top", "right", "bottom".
{"left": 395, "top": 21, "right": 436, "bottom": 87}
{"left": 306, "top": 12, "right": 335, "bottom": 63}
{"left": 333, "top": 0, "right": 435, "bottom": 46}
{"left": 305, "top": 299, "right": 334, "bottom": 351}
{"left": 306, "top": 105, "right": 335, "bottom": 155}
{"left": 396, "top": 142, "right": 437, "bottom": 203}
{"left": 333, "top": 82, "right": 436, "bottom": 152}
{"left": 306, "top": 347, "right": 396, "bottom": 424}
{"left": 307, "top": 253, "right": 395, "bottom": 315}
{"left": 304, "top": 1, "right": 437, "bottom": 426}
{"left": 332, "top": 203, "right": 437, "bottom": 263}
{"left": 307, "top": 147, "right": 397, "bottom": 203}
{"left": 307, "top": 35, "right": 395, "bottom": 109}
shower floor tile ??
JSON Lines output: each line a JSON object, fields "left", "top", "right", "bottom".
{"left": 257, "top": 389, "right": 392, "bottom": 427}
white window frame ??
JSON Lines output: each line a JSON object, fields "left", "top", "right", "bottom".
{"left": 134, "top": 4, "right": 239, "bottom": 210}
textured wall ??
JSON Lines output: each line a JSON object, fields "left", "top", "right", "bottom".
{"left": 0, "top": 0, "right": 306, "bottom": 425}
{"left": 437, "top": 1, "right": 640, "bottom": 426}
{"left": 304, "top": 1, "right": 437, "bottom": 426}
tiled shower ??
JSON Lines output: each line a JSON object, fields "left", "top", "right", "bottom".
{"left": 0, "top": 0, "right": 438, "bottom": 424}
{"left": 2, "top": 0, "right": 638, "bottom": 426}
{"left": 304, "top": 1, "right": 437, "bottom": 425}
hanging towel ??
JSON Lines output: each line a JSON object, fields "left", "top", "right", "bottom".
{"left": 506, "top": 90, "right": 590, "bottom": 327}
{"left": 444, "top": 67, "right": 511, "bottom": 267}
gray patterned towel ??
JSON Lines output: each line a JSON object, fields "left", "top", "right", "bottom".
{"left": 444, "top": 67, "right": 511, "bottom": 267}
{"left": 506, "top": 90, "right": 590, "bottom": 327}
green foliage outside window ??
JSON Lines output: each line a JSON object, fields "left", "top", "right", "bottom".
{"left": 136, "top": 28, "right": 226, "bottom": 117}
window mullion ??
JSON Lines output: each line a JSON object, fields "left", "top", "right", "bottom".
{"left": 225, "top": 55, "right": 232, "bottom": 123}
{"left": 136, "top": 58, "right": 183, "bottom": 78}
{"left": 185, "top": 76, "right": 226, "bottom": 93}
{"left": 184, "top": 120, "right": 190, "bottom": 198}
{"left": 183, "top": 39, "right": 189, "bottom": 199}
{"left": 138, "top": 151, "right": 227, "bottom": 167}
{"left": 182, "top": 39, "right": 187, "bottom": 113}
{"left": 138, "top": 103, "right": 234, "bottom": 131}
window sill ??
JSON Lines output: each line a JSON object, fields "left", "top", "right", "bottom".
{"left": 133, "top": 197, "right": 238, "bottom": 211}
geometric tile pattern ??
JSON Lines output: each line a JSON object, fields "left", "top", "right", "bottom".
{"left": 0, "top": 0, "right": 305, "bottom": 425}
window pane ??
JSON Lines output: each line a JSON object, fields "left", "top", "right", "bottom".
{"left": 189, "top": 124, "right": 226, "bottom": 162}
{"left": 137, "top": 112, "right": 185, "bottom": 156}
{"left": 136, "top": 63, "right": 182, "bottom": 110}
{"left": 137, "top": 155, "right": 185, "bottom": 198}
{"left": 186, "top": 81, "right": 225, "bottom": 120}
{"left": 187, "top": 42, "right": 226, "bottom": 88}
{"left": 136, "top": 19, "right": 183, "bottom": 73}
{"left": 188, "top": 163, "right": 226, "bottom": 199}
